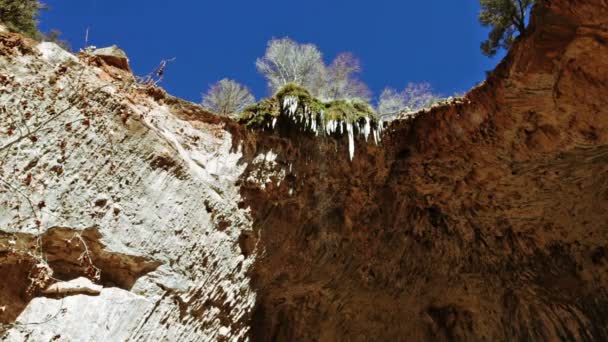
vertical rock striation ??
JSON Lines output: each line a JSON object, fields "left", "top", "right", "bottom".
{"left": 0, "top": 33, "right": 256, "bottom": 340}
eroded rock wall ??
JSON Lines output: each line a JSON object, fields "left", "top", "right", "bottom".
{"left": 241, "top": 0, "right": 608, "bottom": 340}
{"left": 0, "top": 36, "right": 255, "bottom": 340}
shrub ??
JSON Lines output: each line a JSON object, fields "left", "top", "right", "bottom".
{"left": 0, "top": 0, "right": 45, "bottom": 38}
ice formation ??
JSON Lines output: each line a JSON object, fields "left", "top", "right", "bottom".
{"left": 278, "top": 96, "right": 383, "bottom": 161}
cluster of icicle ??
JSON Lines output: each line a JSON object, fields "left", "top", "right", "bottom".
{"left": 270, "top": 95, "right": 383, "bottom": 161}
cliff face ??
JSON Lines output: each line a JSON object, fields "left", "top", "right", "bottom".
{"left": 0, "top": 0, "right": 607, "bottom": 341}
{"left": 0, "top": 39, "right": 255, "bottom": 340}
{"left": 242, "top": 0, "right": 608, "bottom": 340}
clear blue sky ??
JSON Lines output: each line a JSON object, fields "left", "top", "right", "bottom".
{"left": 39, "top": 1, "right": 504, "bottom": 103}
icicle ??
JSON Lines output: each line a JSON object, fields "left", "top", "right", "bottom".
{"left": 282, "top": 96, "right": 298, "bottom": 116}
{"left": 291, "top": 100, "right": 297, "bottom": 115}
{"left": 319, "top": 110, "right": 325, "bottom": 131}
{"left": 346, "top": 122, "right": 355, "bottom": 161}
{"left": 363, "top": 117, "right": 371, "bottom": 141}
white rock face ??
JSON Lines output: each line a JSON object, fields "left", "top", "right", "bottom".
{"left": 37, "top": 41, "right": 77, "bottom": 65}
{"left": 0, "top": 39, "right": 257, "bottom": 340}
{"left": 42, "top": 277, "right": 103, "bottom": 295}
{"left": 4, "top": 288, "right": 150, "bottom": 342}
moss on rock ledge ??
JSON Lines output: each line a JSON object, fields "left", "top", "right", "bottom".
{"left": 239, "top": 84, "right": 382, "bottom": 160}
{"left": 240, "top": 84, "right": 377, "bottom": 127}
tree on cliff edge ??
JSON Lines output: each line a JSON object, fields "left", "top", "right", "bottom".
{"left": 202, "top": 79, "right": 255, "bottom": 118}
{"left": 256, "top": 38, "right": 326, "bottom": 96}
{"left": 321, "top": 52, "right": 371, "bottom": 102}
{"left": 377, "top": 82, "right": 441, "bottom": 120}
{"left": 0, "top": 0, "right": 45, "bottom": 38}
{"left": 479, "top": 0, "right": 535, "bottom": 56}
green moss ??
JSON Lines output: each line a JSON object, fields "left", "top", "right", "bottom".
{"left": 276, "top": 83, "right": 325, "bottom": 115}
{"left": 323, "top": 99, "right": 377, "bottom": 123}
{"left": 275, "top": 83, "right": 312, "bottom": 99}
{"left": 239, "top": 84, "right": 378, "bottom": 129}
{"left": 239, "top": 98, "right": 280, "bottom": 126}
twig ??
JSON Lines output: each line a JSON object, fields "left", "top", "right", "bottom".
{"left": 68, "top": 233, "right": 101, "bottom": 281}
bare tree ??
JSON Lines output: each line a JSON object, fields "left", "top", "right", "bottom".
{"left": 201, "top": 79, "right": 255, "bottom": 117}
{"left": 402, "top": 82, "right": 440, "bottom": 111}
{"left": 377, "top": 82, "right": 441, "bottom": 120}
{"left": 256, "top": 38, "right": 325, "bottom": 95}
{"left": 377, "top": 88, "right": 406, "bottom": 120}
{"left": 322, "top": 52, "right": 371, "bottom": 102}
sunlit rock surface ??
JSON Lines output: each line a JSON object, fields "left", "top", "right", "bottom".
{"left": 0, "top": 36, "right": 256, "bottom": 340}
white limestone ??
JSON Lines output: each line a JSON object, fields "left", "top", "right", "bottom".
{"left": 0, "top": 42, "right": 257, "bottom": 341}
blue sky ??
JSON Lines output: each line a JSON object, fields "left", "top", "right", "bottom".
{"left": 39, "top": 1, "right": 504, "bottom": 103}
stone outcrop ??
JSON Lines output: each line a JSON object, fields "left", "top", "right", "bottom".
{"left": 0, "top": 34, "right": 255, "bottom": 340}
{"left": 92, "top": 45, "right": 131, "bottom": 72}
{"left": 240, "top": 0, "right": 608, "bottom": 340}
{"left": 0, "top": 0, "right": 607, "bottom": 340}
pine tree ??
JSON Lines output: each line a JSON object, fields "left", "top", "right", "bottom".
{"left": 0, "top": 0, "right": 45, "bottom": 38}
{"left": 479, "top": 0, "right": 534, "bottom": 56}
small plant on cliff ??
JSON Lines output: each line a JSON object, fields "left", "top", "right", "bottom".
{"left": 0, "top": 0, "right": 45, "bottom": 38}
{"left": 478, "top": 0, "right": 535, "bottom": 57}
{"left": 202, "top": 79, "right": 255, "bottom": 118}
